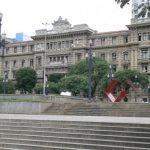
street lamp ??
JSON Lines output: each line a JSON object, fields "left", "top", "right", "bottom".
{"left": 88, "top": 39, "right": 93, "bottom": 101}
{"left": 3, "top": 72, "right": 8, "bottom": 94}
{"left": 107, "top": 65, "right": 114, "bottom": 82}
{"left": 147, "top": 85, "right": 150, "bottom": 103}
{"left": 134, "top": 75, "right": 139, "bottom": 102}
{"left": 0, "top": 12, "right": 3, "bottom": 48}
{"left": 42, "top": 22, "right": 49, "bottom": 95}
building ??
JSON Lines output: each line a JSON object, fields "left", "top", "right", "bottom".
{"left": 132, "top": 0, "right": 150, "bottom": 23}
{"left": 1, "top": 3, "right": 150, "bottom": 88}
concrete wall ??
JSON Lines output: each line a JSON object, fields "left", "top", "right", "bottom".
{"left": 0, "top": 101, "right": 52, "bottom": 114}
{"left": 0, "top": 94, "right": 84, "bottom": 114}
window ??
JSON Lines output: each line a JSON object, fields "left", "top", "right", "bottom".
{"left": 6, "top": 47, "right": 9, "bottom": 54}
{"left": 148, "top": 33, "right": 150, "bottom": 40}
{"left": 123, "top": 35, "right": 128, "bottom": 43}
{"left": 54, "top": 42, "right": 57, "bottom": 49}
{"left": 112, "top": 37, "right": 117, "bottom": 45}
{"left": 70, "top": 40, "right": 73, "bottom": 47}
{"left": 37, "top": 57, "right": 41, "bottom": 66}
{"left": 112, "top": 65, "right": 117, "bottom": 72}
{"left": 58, "top": 42, "right": 61, "bottom": 49}
{"left": 123, "top": 52, "right": 129, "bottom": 60}
{"left": 141, "top": 49, "right": 148, "bottom": 59}
{"left": 57, "top": 56, "right": 60, "bottom": 61}
{"left": 62, "top": 41, "right": 65, "bottom": 48}
{"left": 112, "top": 53, "right": 116, "bottom": 60}
{"left": 101, "top": 53, "right": 105, "bottom": 60}
{"left": 49, "top": 57, "right": 52, "bottom": 62}
{"left": 53, "top": 57, "right": 56, "bottom": 61}
{"left": 142, "top": 63, "right": 148, "bottom": 72}
{"left": 14, "top": 47, "right": 17, "bottom": 53}
{"left": 66, "top": 41, "right": 69, "bottom": 48}
{"left": 143, "top": 33, "right": 148, "bottom": 41}
{"left": 5, "top": 61, "right": 9, "bottom": 68}
{"left": 30, "top": 59, "right": 33, "bottom": 67}
{"left": 30, "top": 45, "right": 34, "bottom": 52}
{"left": 138, "top": 33, "right": 142, "bottom": 41}
{"left": 123, "top": 64, "right": 129, "bottom": 70}
{"left": 22, "top": 60, "right": 25, "bottom": 67}
{"left": 100, "top": 37, "right": 106, "bottom": 46}
{"left": 12, "top": 71, "right": 16, "bottom": 79}
{"left": 22, "top": 46, "right": 25, "bottom": 53}
{"left": 46, "top": 43, "right": 49, "bottom": 49}
{"left": 13, "top": 60, "right": 16, "bottom": 67}
{"left": 50, "top": 43, "right": 53, "bottom": 49}
{"left": 76, "top": 53, "right": 81, "bottom": 61}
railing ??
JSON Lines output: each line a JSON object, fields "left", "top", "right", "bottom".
{"left": 46, "top": 62, "right": 68, "bottom": 67}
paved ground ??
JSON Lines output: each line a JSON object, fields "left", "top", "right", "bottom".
{"left": 0, "top": 114, "right": 149, "bottom": 124}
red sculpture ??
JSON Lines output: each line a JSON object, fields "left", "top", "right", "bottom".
{"left": 105, "top": 80, "right": 128, "bottom": 102}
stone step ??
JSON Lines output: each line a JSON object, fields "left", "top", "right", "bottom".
{"left": 0, "top": 142, "right": 90, "bottom": 150}
{"left": 0, "top": 138, "right": 150, "bottom": 149}
{"left": 0, "top": 142, "right": 149, "bottom": 150}
{"left": 0, "top": 128, "right": 149, "bottom": 138}
{"left": 65, "top": 112, "right": 150, "bottom": 117}
{"left": 0, "top": 116, "right": 149, "bottom": 149}
{"left": 0, "top": 147, "right": 26, "bottom": 150}
{"left": 0, "top": 124, "right": 149, "bottom": 133}
{"left": 0, "top": 121, "right": 149, "bottom": 130}
{"left": 0, "top": 132, "right": 149, "bottom": 143}
{"left": 0, "top": 119, "right": 149, "bottom": 128}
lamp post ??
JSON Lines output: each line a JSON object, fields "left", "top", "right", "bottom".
{"left": 3, "top": 72, "right": 8, "bottom": 94}
{"left": 148, "top": 85, "right": 150, "bottom": 103}
{"left": 107, "top": 65, "right": 114, "bottom": 82}
{"left": 42, "top": 22, "right": 49, "bottom": 95}
{"left": 134, "top": 75, "right": 138, "bottom": 102}
{"left": 0, "top": 12, "right": 3, "bottom": 48}
{"left": 88, "top": 39, "right": 93, "bottom": 101}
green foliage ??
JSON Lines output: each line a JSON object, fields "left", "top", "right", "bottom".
{"left": 69, "top": 60, "right": 88, "bottom": 75}
{"left": 115, "top": 0, "right": 130, "bottom": 8}
{"left": 48, "top": 73, "right": 64, "bottom": 83}
{"left": 97, "top": 69, "right": 149, "bottom": 97}
{"left": 114, "top": 69, "right": 149, "bottom": 89}
{"left": 48, "top": 82, "right": 61, "bottom": 94}
{"left": 0, "top": 78, "right": 15, "bottom": 94}
{"left": 60, "top": 75, "right": 88, "bottom": 96}
{"left": 61, "top": 58, "right": 109, "bottom": 97}
{"left": 6, "top": 80, "right": 16, "bottom": 94}
{"left": 33, "top": 83, "right": 43, "bottom": 94}
{"left": 115, "top": 0, "right": 150, "bottom": 18}
{"left": 16, "top": 67, "right": 37, "bottom": 93}
{"left": 47, "top": 73, "right": 65, "bottom": 94}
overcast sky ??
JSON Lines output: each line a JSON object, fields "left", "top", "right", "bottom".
{"left": 0, "top": 0, "right": 132, "bottom": 38}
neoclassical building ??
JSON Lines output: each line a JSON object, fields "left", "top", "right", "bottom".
{"left": 1, "top": 13, "right": 150, "bottom": 85}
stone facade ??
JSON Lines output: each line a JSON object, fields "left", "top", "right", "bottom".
{"left": 1, "top": 16, "right": 150, "bottom": 83}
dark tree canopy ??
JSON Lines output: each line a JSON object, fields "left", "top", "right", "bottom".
{"left": 60, "top": 58, "right": 109, "bottom": 97}
{"left": 0, "top": 78, "right": 15, "bottom": 94}
{"left": 16, "top": 67, "right": 37, "bottom": 93}
{"left": 115, "top": 0, "right": 150, "bottom": 18}
{"left": 114, "top": 69, "right": 149, "bottom": 89}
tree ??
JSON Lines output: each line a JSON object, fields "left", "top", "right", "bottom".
{"left": 48, "top": 73, "right": 64, "bottom": 83}
{"left": 97, "top": 69, "right": 149, "bottom": 96}
{"left": 114, "top": 69, "right": 149, "bottom": 89}
{"left": 60, "top": 75, "right": 88, "bottom": 96}
{"left": 0, "top": 78, "right": 15, "bottom": 94}
{"left": 115, "top": 0, "right": 150, "bottom": 18}
{"left": 47, "top": 73, "right": 64, "bottom": 94}
{"left": 60, "top": 58, "right": 109, "bottom": 97}
{"left": 33, "top": 83, "right": 43, "bottom": 94}
{"left": 16, "top": 67, "right": 37, "bottom": 93}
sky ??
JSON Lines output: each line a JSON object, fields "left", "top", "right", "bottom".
{"left": 0, "top": 0, "right": 132, "bottom": 38}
